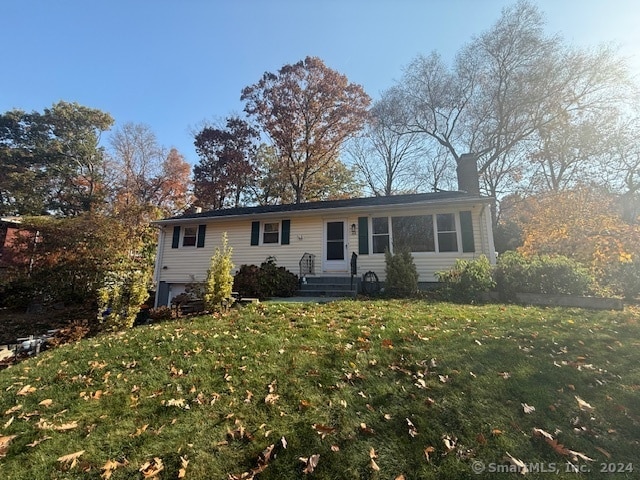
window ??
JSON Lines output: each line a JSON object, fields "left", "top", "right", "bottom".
{"left": 436, "top": 213, "right": 458, "bottom": 252}
{"left": 372, "top": 217, "right": 389, "bottom": 254}
{"left": 391, "top": 215, "right": 435, "bottom": 252}
{"left": 263, "top": 222, "right": 280, "bottom": 244}
{"left": 182, "top": 226, "right": 197, "bottom": 247}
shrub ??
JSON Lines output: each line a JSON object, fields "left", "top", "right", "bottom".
{"left": 97, "top": 267, "right": 152, "bottom": 330}
{"left": 436, "top": 256, "right": 495, "bottom": 303}
{"left": 602, "top": 260, "right": 640, "bottom": 301}
{"left": 233, "top": 258, "right": 299, "bottom": 300}
{"left": 384, "top": 248, "right": 418, "bottom": 297}
{"left": 203, "top": 232, "right": 235, "bottom": 313}
{"left": 148, "top": 306, "right": 174, "bottom": 322}
{"left": 495, "top": 251, "right": 593, "bottom": 300}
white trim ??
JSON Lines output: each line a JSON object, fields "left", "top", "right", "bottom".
{"left": 323, "top": 219, "right": 348, "bottom": 272}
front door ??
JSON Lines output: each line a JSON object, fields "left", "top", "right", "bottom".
{"left": 324, "top": 220, "right": 348, "bottom": 272}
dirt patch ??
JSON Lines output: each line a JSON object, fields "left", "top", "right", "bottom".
{"left": 0, "top": 305, "right": 94, "bottom": 345}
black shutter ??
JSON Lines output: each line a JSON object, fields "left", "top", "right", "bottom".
{"left": 250, "top": 221, "right": 260, "bottom": 246}
{"left": 358, "top": 217, "right": 369, "bottom": 254}
{"left": 197, "top": 224, "right": 206, "bottom": 248}
{"left": 171, "top": 226, "right": 180, "bottom": 248}
{"left": 460, "top": 211, "right": 475, "bottom": 252}
{"left": 281, "top": 219, "right": 290, "bottom": 245}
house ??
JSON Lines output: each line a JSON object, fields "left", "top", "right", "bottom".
{"left": 152, "top": 154, "right": 496, "bottom": 306}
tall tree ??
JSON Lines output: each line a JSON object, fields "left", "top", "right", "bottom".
{"left": 347, "top": 90, "right": 432, "bottom": 196}
{"left": 0, "top": 102, "right": 113, "bottom": 215}
{"left": 193, "top": 117, "right": 258, "bottom": 209}
{"left": 108, "top": 123, "right": 192, "bottom": 219}
{"left": 241, "top": 56, "right": 371, "bottom": 203}
{"left": 393, "top": 0, "right": 631, "bottom": 200}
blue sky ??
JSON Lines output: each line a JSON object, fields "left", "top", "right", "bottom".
{"left": 2, "top": 1, "right": 639, "bottom": 165}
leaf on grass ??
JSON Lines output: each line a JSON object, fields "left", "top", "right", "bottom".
{"left": 178, "top": 456, "right": 189, "bottom": 478}
{"left": 139, "top": 457, "right": 164, "bottom": 478}
{"left": 101, "top": 459, "right": 127, "bottom": 479}
{"left": 4, "top": 416, "right": 14, "bottom": 429}
{"left": 37, "top": 420, "right": 78, "bottom": 431}
{"left": 130, "top": 424, "right": 149, "bottom": 437}
{"left": 491, "top": 429, "right": 503, "bottom": 436}
{"left": 39, "top": 399, "right": 53, "bottom": 407}
{"left": 370, "top": 458, "right": 380, "bottom": 471}
{"left": 300, "top": 454, "right": 320, "bottom": 474}
{"left": 331, "top": 445, "right": 340, "bottom": 452}
{"left": 4, "top": 405, "right": 22, "bottom": 415}
{"left": 17, "top": 385, "right": 36, "bottom": 396}
{"left": 312, "top": 424, "right": 336, "bottom": 439}
{"left": 442, "top": 435, "right": 457, "bottom": 453}
{"left": 424, "top": 446, "right": 436, "bottom": 462}
{"left": 504, "top": 452, "right": 529, "bottom": 475}
{"left": 0, "top": 435, "right": 17, "bottom": 457}
{"left": 498, "top": 372, "right": 511, "bottom": 379}
{"left": 575, "top": 396, "right": 594, "bottom": 412}
{"left": 406, "top": 418, "right": 418, "bottom": 437}
{"left": 532, "top": 427, "right": 554, "bottom": 440}
{"left": 26, "top": 436, "right": 51, "bottom": 447}
{"left": 567, "top": 449, "right": 595, "bottom": 462}
{"left": 521, "top": 403, "right": 536, "bottom": 414}
{"left": 57, "top": 450, "right": 85, "bottom": 469}
{"left": 245, "top": 390, "right": 254, "bottom": 403}
{"left": 595, "top": 447, "right": 611, "bottom": 459}
{"left": 164, "top": 398, "right": 190, "bottom": 410}
{"left": 360, "top": 423, "right": 375, "bottom": 435}
{"left": 264, "top": 393, "right": 279, "bottom": 405}
{"left": 546, "top": 438, "right": 570, "bottom": 456}
{"left": 395, "top": 476, "right": 406, "bottom": 480}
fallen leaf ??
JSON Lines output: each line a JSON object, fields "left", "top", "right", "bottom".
{"left": 300, "top": 454, "right": 320, "bottom": 474}
{"left": 26, "top": 436, "right": 52, "bottom": 447}
{"left": 406, "top": 418, "right": 418, "bottom": 437}
{"left": 312, "top": 424, "right": 336, "bottom": 439}
{"left": 498, "top": 372, "right": 511, "bottom": 379}
{"left": 17, "top": 385, "right": 36, "bottom": 396}
{"left": 4, "top": 405, "right": 22, "bottom": 415}
{"left": 3, "top": 416, "right": 14, "bottom": 429}
{"left": 37, "top": 420, "right": 78, "bottom": 431}
{"left": 595, "top": 446, "right": 611, "bottom": 459}
{"left": 178, "top": 456, "right": 189, "bottom": 478}
{"left": 567, "top": 449, "right": 595, "bottom": 462}
{"left": 139, "top": 457, "right": 164, "bottom": 478}
{"left": 57, "top": 450, "right": 85, "bottom": 469}
{"left": 331, "top": 444, "right": 340, "bottom": 452}
{"left": 370, "top": 458, "right": 380, "bottom": 471}
{"left": 442, "top": 435, "right": 457, "bottom": 453}
{"left": 360, "top": 422, "right": 375, "bottom": 435}
{"left": 532, "top": 427, "right": 554, "bottom": 440}
{"left": 101, "top": 459, "right": 126, "bottom": 479}
{"left": 395, "top": 476, "right": 406, "bottom": 480}
{"left": 521, "top": 403, "right": 536, "bottom": 414}
{"left": 424, "top": 446, "right": 436, "bottom": 462}
{"left": 264, "top": 393, "right": 280, "bottom": 405}
{"left": 0, "top": 435, "right": 17, "bottom": 457}
{"left": 504, "top": 452, "right": 529, "bottom": 475}
{"left": 130, "top": 424, "right": 149, "bottom": 437}
{"left": 575, "top": 396, "right": 594, "bottom": 412}
{"left": 39, "top": 399, "right": 53, "bottom": 407}
{"left": 491, "top": 429, "right": 503, "bottom": 436}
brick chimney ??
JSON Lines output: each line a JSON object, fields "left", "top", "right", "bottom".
{"left": 456, "top": 153, "right": 480, "bottom": 195}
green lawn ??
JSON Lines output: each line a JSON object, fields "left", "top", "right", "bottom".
{"left": 1, "top": 300, "right": 639, "bottom": 479}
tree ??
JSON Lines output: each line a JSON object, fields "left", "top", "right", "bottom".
{"left": 203, "top": 232, "right": 235, "bottom": 313}
{"left": 516, "top": 188, "right": 640, "bottom": 274}
{"left": 346, "top": 90, "right": 434, "bottom": 196}
{"left": 393, "top": 1, "right": 631, "bottom": 201}
{"left": 108, "top": 123, "right": 192, "bottom": 220}
{"left": 241, "top": 56, "right": 371, "bottom": 203}
{"left": 193, "top": 117, "right": 258, "bottom": 209}
{"left": 0, "top": 101, "right": 114, "bottom": 215}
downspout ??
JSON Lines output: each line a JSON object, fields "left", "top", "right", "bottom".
{"left": 152, "top": 225, "right": 166, "bottom": 308}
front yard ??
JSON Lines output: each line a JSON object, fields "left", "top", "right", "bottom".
{"left": 0, "top": 300, "right": 638, "bottom": 479}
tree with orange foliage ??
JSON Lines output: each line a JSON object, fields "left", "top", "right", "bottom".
{"left": 517, "top": 188, "right": 640, "bottom": 276}
{"left": 241, "top": 56, "right": 370, "bottom": 204}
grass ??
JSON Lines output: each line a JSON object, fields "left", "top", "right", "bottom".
{"left": 0, "top": 299, "right": 639, "bottom": 479}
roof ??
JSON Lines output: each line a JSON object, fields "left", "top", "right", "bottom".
{"left": 156, "top": 191, "right": 492, "bottom": 224}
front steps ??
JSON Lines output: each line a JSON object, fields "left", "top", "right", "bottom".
{"left": 297, "top": 276, "right": 359, "bottom": 298}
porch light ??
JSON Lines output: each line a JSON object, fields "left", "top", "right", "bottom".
{"left": 350, "top": 223, "right": 357, "bottom": 235}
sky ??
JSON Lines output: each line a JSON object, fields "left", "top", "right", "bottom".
{"left": 2, "top": 0, "right": 639, "bottom": 166}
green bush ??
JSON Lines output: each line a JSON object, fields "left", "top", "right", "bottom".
{"left": 494, "top": 251, "right": 593, "bottom": 300}
{"left": 233, "top": 258, "right": 299, "bottom": 300}
{"left": 384, "top": 248, "right": 418, "bottom": 297}
{"left": 602, "top": 260, "right": 640, "bottom": 301}
{"left": 436, "top": 256, "right": 495, "bottom": 303}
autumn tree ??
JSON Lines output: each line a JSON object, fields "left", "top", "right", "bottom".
{"left": 391, "top": 0, "right": 631, "bottom": 201}
{"left": 241, "top": 56, "right": 371, "bottom": 203}
{"left": 108, "top": 122, "right": 192, "bottom": 220}
{"left": 515, "top": 188, "right": 640, "bottom": 275}
{"left": 0, "top": 101, "right": 113, "bottom": 215}
{"left": 193, "top": 117, "right": 258, "bottom": 209}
